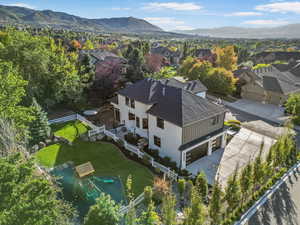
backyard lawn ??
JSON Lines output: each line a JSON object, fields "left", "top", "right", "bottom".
{"left": 35, "top": 121, "right": 153, "bottom": 195}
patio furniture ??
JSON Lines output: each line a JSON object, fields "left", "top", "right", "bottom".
{"left": 75, "top": 161, "right": 95, "bottom": 178}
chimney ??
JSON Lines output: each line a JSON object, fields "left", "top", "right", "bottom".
{"left": 162, "top": 87, "right": 166, "bottom": 96}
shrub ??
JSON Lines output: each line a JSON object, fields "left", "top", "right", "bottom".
{"left": 144, "top": 186, "right": 153, "bottom": 206}
{"left": 124, "top": 133, "right": 141, "bottom": 145}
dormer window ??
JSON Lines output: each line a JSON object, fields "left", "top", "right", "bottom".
{"left": 157, "top": 117, "right": 164, "bottom": 129}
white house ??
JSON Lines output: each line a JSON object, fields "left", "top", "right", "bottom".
{"left": 110, "top": 78, "right": 227, "bottom": 169}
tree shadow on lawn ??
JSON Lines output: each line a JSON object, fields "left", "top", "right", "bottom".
{"left": 52, "top": 139, "right": 153, "bottom": 196}
{"left": 248, "top": 169, "right": 300, "bottom": 225}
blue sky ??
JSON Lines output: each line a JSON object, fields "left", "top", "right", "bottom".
{"left": 1, "top": 0, "right": 300, "bottom": 30}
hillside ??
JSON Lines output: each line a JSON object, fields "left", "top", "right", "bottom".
{"left": 174, "top": 24, "right": 300, "bottom": 39}
{"left": 0, "top": 5, "right": 162, "bottom": 33}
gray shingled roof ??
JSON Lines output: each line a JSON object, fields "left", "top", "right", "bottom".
{"left": 263, "top": 76, "right": 300, "bottom": 95}
{"left": 160, "top": 78, "right": 207, "bottom": 93}
{"left": 118, "top": 78, "right": 226, "bottom": 127}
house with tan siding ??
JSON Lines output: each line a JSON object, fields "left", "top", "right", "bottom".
{"left": 110, "top": 78, "right": 227, "bottom": 169}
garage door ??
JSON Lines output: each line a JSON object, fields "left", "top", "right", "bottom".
{"left": 186, "top": 142, "right": 208, "bottom": 166}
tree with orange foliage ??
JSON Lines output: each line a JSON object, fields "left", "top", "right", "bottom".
{"left": 214, "top": 46, "right": 238, "bottom": 71}
{"left": 69, "top": 40, "right": 81, "bottom": 50}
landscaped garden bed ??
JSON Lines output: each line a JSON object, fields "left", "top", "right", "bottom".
{"left": 35, "top": 121, "right": 154, "bottom": 196}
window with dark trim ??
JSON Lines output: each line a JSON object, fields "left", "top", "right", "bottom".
{"left": 156, "top": 117, "right": 164, "bottom": 129}
{"left": 142, "top": 118, "right": 148, "bottom": 129}
{"left": 154, "top": 136, "right": 161, "bottom": 147}
{"left": 125, "top": 97, "right": 130, "bottom": 106}
{"left": 211, "top": 115, "right": 220, "bottom": 125}
{"left": 128, "top": 112, "right": 135, "bottom": 120}
{"left": 130, "top": 99, "right": 135, "bottom": 108}
{"left": 136, "top": 116, "right": 140, "bottom": 128}
{"left": 115, "top": 108, "right": 120, "bottom": 122}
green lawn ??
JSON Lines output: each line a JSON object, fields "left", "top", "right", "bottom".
{"left": 51, "top": 121, "right": 89, "bottom": 142}
{"left": 36, "top": 121, "right": 153, "bottom": 196}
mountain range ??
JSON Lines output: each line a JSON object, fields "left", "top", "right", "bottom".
{"left": 174, "top": 24, "right": 300, "bottom": 39}
{"left": 0, "top": 5, "right": 162, "bottom": 33}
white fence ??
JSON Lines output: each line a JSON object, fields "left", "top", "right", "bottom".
{"left": 49, "top": 114, "right": 77, "bottom": 124}
{"left": 49, "top": 114, "right": 104, "bottom": 137}
{"left": 49, "top": 114, "right": 179, "bottom": 180}
{"left": 119, "top": 192, "right": 145, "bottom": 215}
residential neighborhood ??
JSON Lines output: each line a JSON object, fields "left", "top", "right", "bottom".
{"left": 1, "top": 1, "right": 300, "bottom": 225}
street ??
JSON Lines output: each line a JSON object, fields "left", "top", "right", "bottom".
{"left": 247, "top": 168, "right": 300, "bottom": 225}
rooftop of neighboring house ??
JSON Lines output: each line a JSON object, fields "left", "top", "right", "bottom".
{"left": 79, "top": 49, "right": 127, "bottom": 64}
{"left": 253, "top": 63, "right": 300, "bottom": 95}
{"left": 117, "top": 78, "right": 226, "bottom": 127}
{"left": 195, "top": 48, "right": 213, "bottom": 57}
{"left": 253, "top": 51, "right": 300, "bottom": 62}
{"left": 150, "top": 46, "right": 181, "bottom": 58}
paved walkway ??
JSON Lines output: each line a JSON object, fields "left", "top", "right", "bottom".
{"left": 247, "top": 168, "right": 300, "bottom": 225}
{"left": 186, "top": 148, "right": 224, "bottom": 185}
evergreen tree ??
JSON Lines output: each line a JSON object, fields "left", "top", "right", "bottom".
{"left": 177, "top": 179, "right": 185, "bottom": 201}
{"left": 209, "top": 179, "right": 223, "bottom": 225}
{"left": 126, "top": 174, "right": 134, "bottom": 202}
{"left": 239, "top": 163, "right": 253, "bottom": 205}
{"left": 195, "top": 171, "right": 208, "bottom": 202}
{"left": 161, "top": 194, "right": 177, "bottom": 225}
{"left": 183, "top": 187, "right": 206, "bottom": 225}
{"left": 29, "top": 98, "right": 51, "bottom": 145}
{"left": 84, "top": 194, "right": 121, "bottom": 225}
{"left": 144, "top": 186, "right": 153, "bottom": 207}
{"left": 125, "top": 203, "right": 138, "bottom": 225}
{"left": 225, "top": 164, "right": 241, "bottom": 213}
{"left": 140, "top": 201, "right": 161, "bottom": 225}
{"left": 253, "top": 144, "right": 265, "bottom": 190}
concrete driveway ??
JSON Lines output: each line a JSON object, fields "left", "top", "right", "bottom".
{"left": 226, "top": 99, "right": 288, "bottom": 125}
{"left": 186, "top": 148, "right": 224, "bottom": 185}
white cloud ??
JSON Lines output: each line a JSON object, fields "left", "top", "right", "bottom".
{"left": 226, "top": 11, "right": 263, "bottom": 16}
{"left": 2, "top": 2, "right": 35, "bottom": 9}
{"left": 243, "top": 19, "right": 289, "bottom": 26}
{"left": 256, "top": 1, "right": 300, "bottom": 14}
{"left": 144, "top": 17, "right": 194, "bottom": 31}
{"left": 111, "top": 7, "right": 131, "bottom": 11}
{"left": 143, "top": 2, "right": 202, "bottom": 11}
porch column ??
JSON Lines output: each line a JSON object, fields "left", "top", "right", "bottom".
{"left": 181, "top": 151, "right": 186, "bottom": 169}
{"left": 207, "top": 139, "right": 213, "bottom": 156}
{"left": 221, "top": 132, "right": 227, "bottom": 148}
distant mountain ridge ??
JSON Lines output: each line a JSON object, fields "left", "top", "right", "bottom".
{"left": 174, "top": 24, "right": 300, "bottom": 39}
{"left": 0, "top": 5, "right": 163, "bottom": 33}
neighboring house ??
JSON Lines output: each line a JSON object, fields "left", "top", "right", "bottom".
{"left": 110, "top": 78, "right": 227, "bottom": 169}
{"left": 235, "top": 62, "right": 300, "bottom": 105}
{"left": 79, "top": 49, "right": 128, "bottom": 82}
{"left": 151, "top": 46, "right": 182, "bottom": 66}
{"left": 194, "top": 48, "right": 216, "bottom": 64}
{"left": 252, "top": 51, "right": 300, "bottom": 64}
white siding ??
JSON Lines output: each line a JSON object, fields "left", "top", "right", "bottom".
{"left": 116, "top": 95, "right": 151, "bottom": 138}
{"left": 148, "top": 114, "right": 182, "bottom": 166}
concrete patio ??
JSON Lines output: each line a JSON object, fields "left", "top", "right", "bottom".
{"left": 186, "top": 148, "right": 224, "bottom": 185}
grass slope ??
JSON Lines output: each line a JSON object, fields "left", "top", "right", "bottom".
{"left": 36, "top": 121, "right": 153, "bottom": 195}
